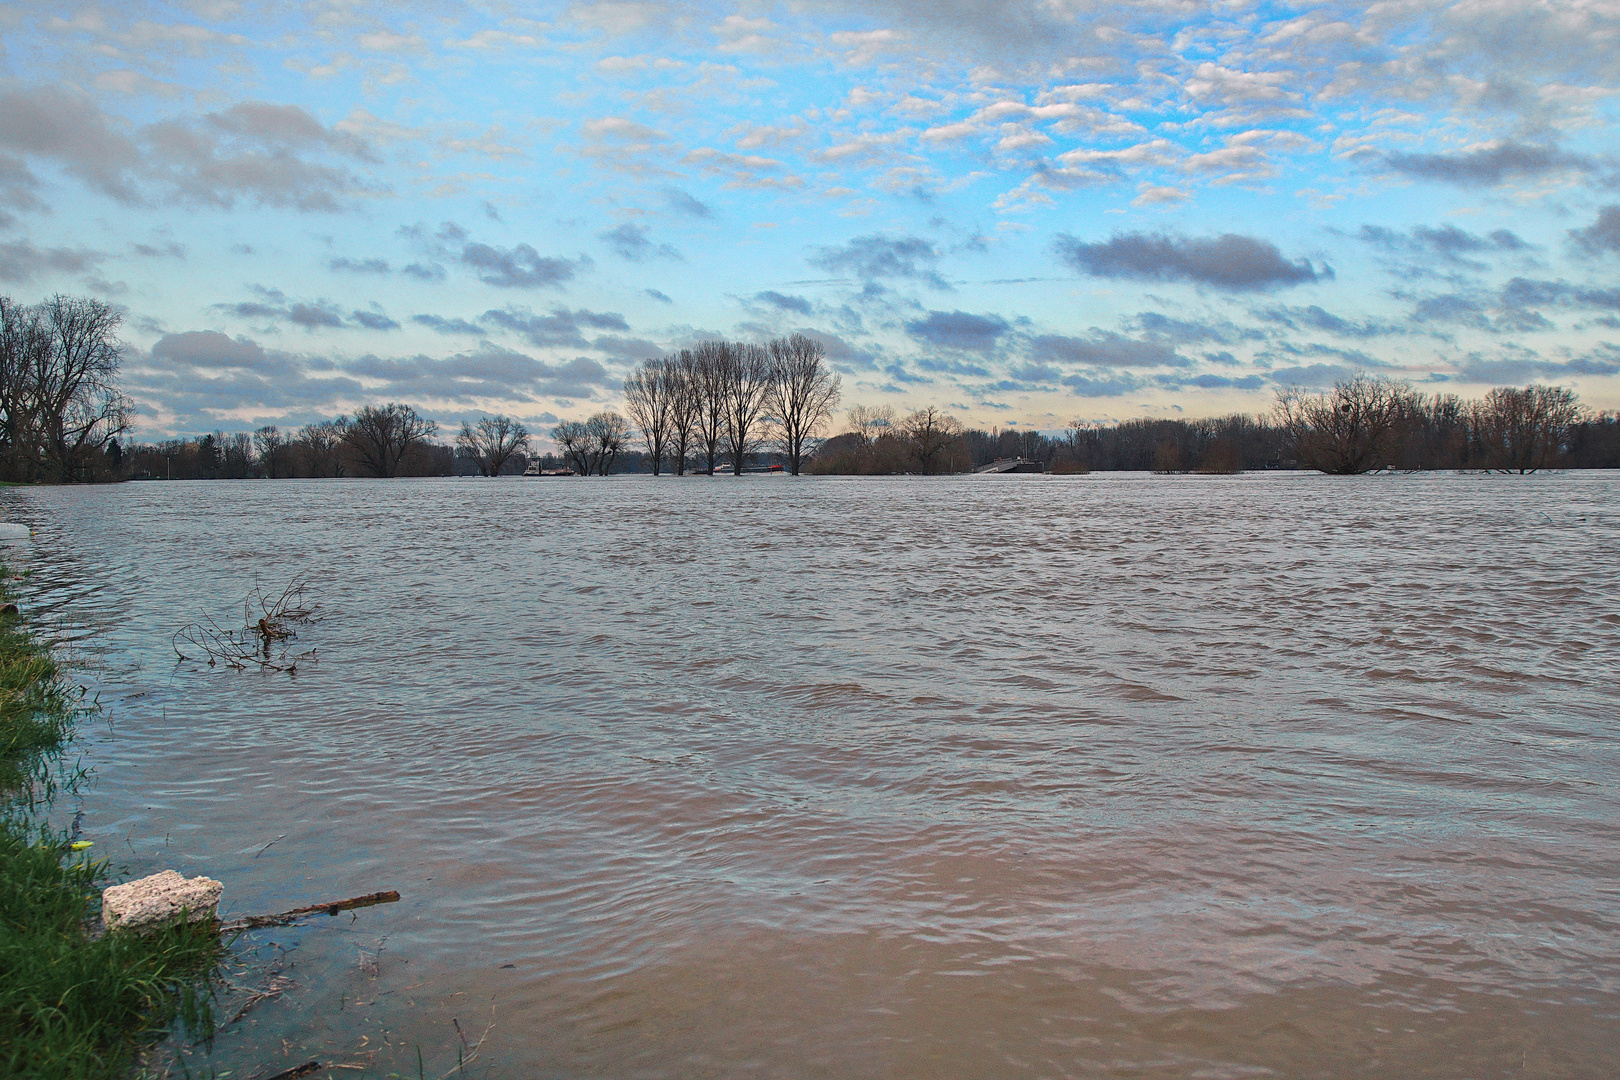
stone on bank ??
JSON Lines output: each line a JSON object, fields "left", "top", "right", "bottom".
{"left": 102, "top": 870, "right": 223, "bottom": 931}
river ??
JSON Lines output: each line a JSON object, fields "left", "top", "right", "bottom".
{"left": 4, "top": 472, "right": 1617, "bottom": 1078}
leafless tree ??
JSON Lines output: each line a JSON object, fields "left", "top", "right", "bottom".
{"left": 903, "top": 406, "right": 965, "bottom": 474}
{"left": 551, "top": 420, "right": 592, "bottom": 475}
{"left": 1469, "top": 385, "right": 1584, "bottom": 473}
{"left": 297, "top": 418, "right": 348, "bottom": 477}
{"left": 689, "top": 340, "right": 729, "bottom": 474}
{"left": 0, "top": 294, "right": 132, "bottom": 482}
{"left": 666, "top": 352, "right": 700, "bottom": 475}
{"left": 623, "top": 359, "right": 675, "bottom": 475}
{"left": 768, "top": 334, "right": 841, "bottom": 475}
{"left": 846, "top": 404, "right": 896, "bottom": 446}
{"left": 220, "top": 431, "right": 254, "bottom": 478}
{"left": 721, "top": 341, "right": 774, "bottom": 475}
{"left": 585, "top": 410, "right": 631, "bottom": 474}
{"left": 457, "top": 415, "right": 531, "bottom": 476}
{"left": 253, "top": 425, "right": 291, "bottom": 478}
{"left": 344, "top": 403, "right": 438, "bottom": 477}
{"left": 1273, "top": 375, "right": 1416, "bottom": 474}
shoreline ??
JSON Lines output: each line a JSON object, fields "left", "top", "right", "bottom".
{"left": 0, "top": 561, "right": 222, "bottom": 1079}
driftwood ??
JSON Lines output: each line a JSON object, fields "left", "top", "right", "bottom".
{"left": 219, "top": 890, "right": 400, "bottom": 933}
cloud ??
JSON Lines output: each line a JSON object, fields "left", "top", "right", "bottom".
{"left": 1053, "top": 231, "right": 1329, "bottom": 291}
{"left": 599, "top": 223, "right": 681, "bottom": 261}
{"left": 347, "top": 346, "right": 613, "bottom": 402}
{"left": 753, "top": 290, "right": 812, "bottom": 314}
{"left": 481, "top": 305, "right": 630, "bottom": 347}
{"left": 0, "top": 238, "right": 104, "bottom": 283}
{"left": 1265, "top": 363, "right": 1359, "bottom": 388}
{"left": 906, "top": 309, "right": 1009, "bottom": 351}
{"left": 1569, "top": 205, "right": 1620, "bottom": 256}
{"left": 643, "top": 288, "right": 673, "bottom": 303}
{"left": 350, "top": 309, "right": 400, "bottom": 331}
{"left": 1383, "top": 141, "right": 1593, "bottom": 187}
{"left": 150, "top": 330, "right": 283, "bottom": 373}
{"left": 810, "top": 233, "right": 949, "bottom": 288}
{"left": 1030, "top": 331, "right": 1186, "bottom": 368}
{"left": 1358, "top": 223, "right": 1531, "bottom": 264}
{"left": 1061, "top": 371, "right": 1140, "bottom": 397}
{"left": 459, "top": 242, "right": 589, "bottom": 288}
{"left": 330, "top": 256, "right": 391, "bottom": 274}
{"left": 412, "top": 314, "right": 484, "bottom": 335}
{"left": 1499, "top": 277, "right": 1620, "bottom": 311}
{"left": 0, "top": 85, "right": 142, "bottom": 204}
{"left": 1255, "top": 304, "right": 1392, "bottom": 338}
{"left": 660, "top": 186, "right": 713, "bottom": 218}
{"left": 0, "top": 87, "right": 382, "bottom": 214}
{"left": 212, "top": 289, "right": 398, "bottom": 332}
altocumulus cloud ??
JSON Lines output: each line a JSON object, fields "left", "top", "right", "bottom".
{"left": 906, "top": 310, "right": 1010, "bottom": 351}
{"left": 810, "top": 234, "right": 949, "bottom": 289}
{"left": 1382, "top": 141, "right": 1594, "bottom": 187}
{"left": 1053, "top": 232, "right": 1328, "bottom": 291}
{"left": 1030, "top": 331, "right": 1186, "bottom": 368}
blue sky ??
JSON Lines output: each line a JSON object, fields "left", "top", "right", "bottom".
{"left": 3, "top": 0, "right": 1619, "bottom": 441}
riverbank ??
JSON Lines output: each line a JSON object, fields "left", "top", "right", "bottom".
{"left": 0, "top": 564, "right": 221, "bottom": 1079}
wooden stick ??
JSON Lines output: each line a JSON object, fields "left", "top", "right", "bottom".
{"left": 219, "top": 890, "right": 400, "bottom": 933}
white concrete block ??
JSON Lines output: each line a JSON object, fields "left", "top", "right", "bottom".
{"left": 102, "top": 870, "right": 223, "bottom": 931}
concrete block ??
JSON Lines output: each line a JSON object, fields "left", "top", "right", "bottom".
{"left": 102, "top": 870, "right": 223, "bottom": 931}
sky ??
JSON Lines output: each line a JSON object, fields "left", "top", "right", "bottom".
{"left": 2, "top": 0, "right": 1619, "bottom": 443}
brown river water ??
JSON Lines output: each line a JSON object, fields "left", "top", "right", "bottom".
{"left": 3, "top": 473, "right": 1618, "bottom": 1079}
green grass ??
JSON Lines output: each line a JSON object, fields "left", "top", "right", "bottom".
{"left": 0, "top": 567, "right": 223, "bottom": 1079}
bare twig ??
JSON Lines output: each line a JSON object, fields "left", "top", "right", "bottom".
{"left": 174, "top": 575, "right": 318, "bottom": 673}
{"left": 440, "top": 1005, "right": 496, "bottom": 1079}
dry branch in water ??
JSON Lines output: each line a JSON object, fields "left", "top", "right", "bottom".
{"left": 217, "top": 890, "right": 401, "bottom": 933}
{"left": 173, "top": 576, "right": 317, "bottom": 672}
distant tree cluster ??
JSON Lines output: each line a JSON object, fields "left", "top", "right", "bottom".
{"left": 614, "top": 334, "right": 842, "bottom": 476}
{"left": 809, "top": 378, "right": 1617, "bottom": 476}
{"left": 0, "top": 294, "right": 132, "bottom": 482}
{"left": 123, "top": 404, "right": 463, "bottom": 480}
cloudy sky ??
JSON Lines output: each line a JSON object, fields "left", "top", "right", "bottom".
{"left": 3, "top": 0, "right": 1619, "bottom": 440}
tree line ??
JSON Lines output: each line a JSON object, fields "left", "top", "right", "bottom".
{"left": 7, "top": 293, "right": 1615, "bottom": 481}
{"left": 808, "top": 378, "right": 1617, "bottom": 475}
{"left": 121, "top": 407, "right": 549, "bottom": 480}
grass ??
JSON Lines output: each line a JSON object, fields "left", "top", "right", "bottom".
{"left": 0, "top": 566, "right": 223, "bottom": 1079}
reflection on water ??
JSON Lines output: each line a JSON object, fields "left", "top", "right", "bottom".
{"left": 3, "top": 473, "right": 1618, "bottom": 1078}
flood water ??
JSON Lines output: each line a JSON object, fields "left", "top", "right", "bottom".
{"left": 4, "top": 473, "right": 1618, "bottom": 1079}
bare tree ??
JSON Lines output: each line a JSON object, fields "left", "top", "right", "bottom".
{"left": 846, "top": 404, "right": 896, "bottom": 446}
{"left": 220, "top": 431, "right": 254, "bottom": 478}
{"left": 344, "top": 403, "right": 438, "bottom": 477}
{"left": 768, "top": 334, "right": 841, "bottom": 475}
{"left": 1469, "top": 385, "right": 1584, "bottom": 473}
{"left": 253, "top": 425, "right": 290, "bottom": 478}
{"left": 551, "top": 420, "right": 592, "bottom": 475}
{"left": 666, "top": 353, "right": 699, "bottom": 475}
{"left": 297, "top": 418, "right": 348, "bottom": 477}
{"left": 0, "top": 294, "right": 132, "bottom": 482}
{"left": 623, "top": 359, "right": 675, "bottom": 475}
{"left": 585, "top": 410, "right": 631, "bottom": 474}
{"left": 689, "top": 340, "right": 729, "bottom": 474}
{"left": 1273, "top": 375, "right": 1415, "bottom": 474}
{"left": 904, "top": 406, "right": 964, "bottom": 474}
{"left": 457, "top": 415, "right": 531, "bottom": 476}
{"left": 720, "top": 342, "right": 774, "bottom": 475}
